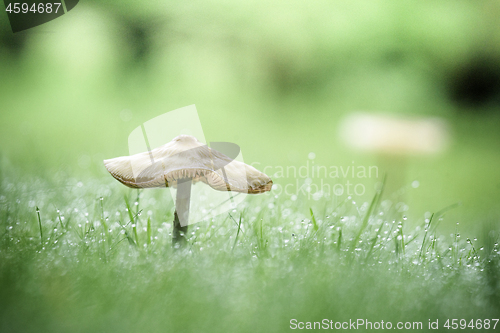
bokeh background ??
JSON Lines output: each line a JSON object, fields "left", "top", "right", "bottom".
{"left": 1, "top": 0, "right": 500, "bottom": 234}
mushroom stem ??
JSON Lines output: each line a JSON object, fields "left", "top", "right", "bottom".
{"left": 376, "top": 154, "right": 408, "bottom": 196}
{"left": 172, "top": 178, "right": 192, "bottom": 247}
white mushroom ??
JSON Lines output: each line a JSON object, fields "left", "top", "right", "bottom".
{"left": 104, "top": 135, "right": 273, "bottom": 246}
{"left": 340, "top": 113, "right": 449, "bottom": 155}
{"left": 340, "top": 113, "right": 450, "bottom": 195}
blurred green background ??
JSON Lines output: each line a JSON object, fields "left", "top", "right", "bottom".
{"left": 1, "top": 0, "right": 500, "bottom": 233}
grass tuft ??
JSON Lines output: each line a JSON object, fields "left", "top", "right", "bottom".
{"left": 1, "top": 172, "right": 499, "bottom": 332}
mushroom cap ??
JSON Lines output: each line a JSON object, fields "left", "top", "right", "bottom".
{"left": 340, "top": 113, "right": 449, "bottom": 155}
{"left": 104, "top": 135, "right": 273, "bottom": 194}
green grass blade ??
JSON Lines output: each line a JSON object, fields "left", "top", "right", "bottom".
{"left": 365, "top": 219, "right": 385, "bottom": 260}
{"left": 232, "top": 215, "right": 243, "bottom": 252}
{"left": 55, "top": 207, "right": 64, "bottom": 230}
{"left": 99, "top": 198, "right": 112, "bottom": 246}
{"left": 310, "top": 208, "right": 319, "bottom": 232}
{"left": 147, "top": 216, "right": 152, "bottom": 246}
{"left": 337, "top": 228, "right": 342, "bottom": 252}
{"left": 36, "top": 206, "right": 42, "bottom": 245}
{"left": 429, "top": 202, "right": 461, "bottom": 234}
{"left": 123, "top": 196, "right": 138, "bottom": 247}
{"left": 419, "top": 213, "right": 434, "bottom": 261}
{"left": 124, "top": 196, "right": 135, "bottom": 225}
{"left": 351, "top": 175, "right": 386, "bottom": 251}
{"left": 133, "top": 190, "right": 141, "bottom": 246}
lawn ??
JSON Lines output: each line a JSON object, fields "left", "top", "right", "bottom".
{"left": 1, "top": 168, "right": 499, "bottom": 332}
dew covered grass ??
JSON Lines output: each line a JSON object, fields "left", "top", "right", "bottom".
{"left": 1, "top": 170, "right": 499, "bottom": 333}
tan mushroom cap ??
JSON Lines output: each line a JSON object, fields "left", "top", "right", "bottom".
{"left": 340, "top": 113, "right": 450, "bottom": 155}
{"left": 104, "top": 135, "right": 273, "bottom": 194}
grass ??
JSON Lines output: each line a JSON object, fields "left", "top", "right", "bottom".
{"left": 0, "top": 170, "right": 499, "bottom": 333}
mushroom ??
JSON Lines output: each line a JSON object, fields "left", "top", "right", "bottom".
{"left": 104, "top": 135, "right": 273, "bottom": 246}
{"left": 340, "top": 113, "right": 450, "bottom": 195}
{"left": 340, "top": 113, "right": 449, "bottom": 155}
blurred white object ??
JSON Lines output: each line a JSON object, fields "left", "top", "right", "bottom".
{"left": 340, "top": 113, "right": 450, "bottom": 155}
